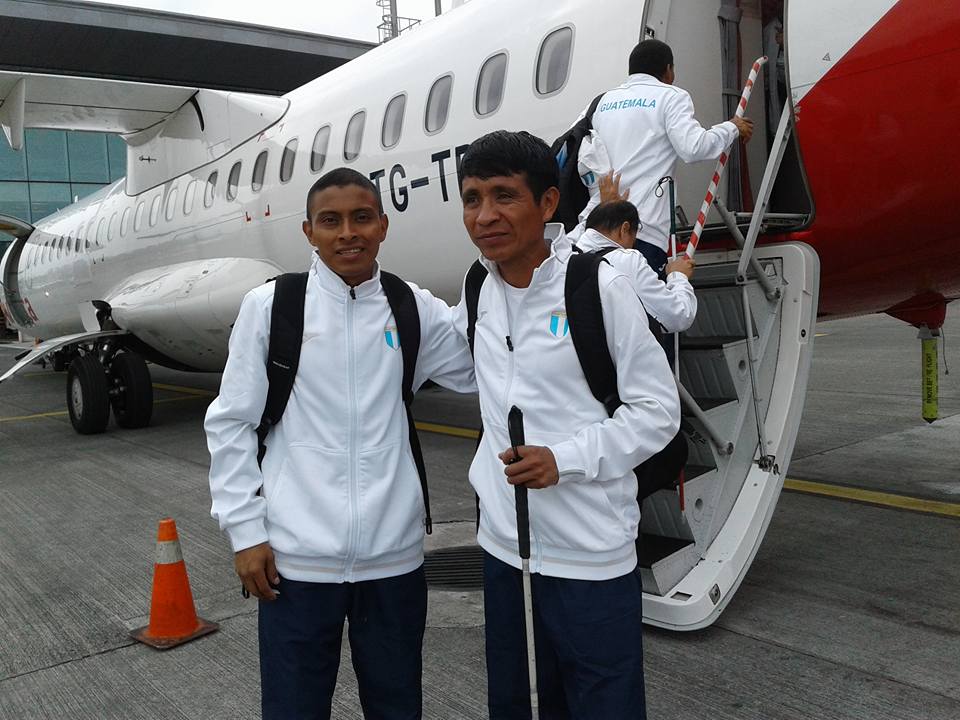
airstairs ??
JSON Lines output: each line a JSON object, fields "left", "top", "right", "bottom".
{"left": 638, "top": 105, "right": 820, "bottom": 629}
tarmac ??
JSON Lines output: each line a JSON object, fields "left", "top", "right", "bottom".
{"left": 0, "top": 305, "right": 958, "bottom": 719}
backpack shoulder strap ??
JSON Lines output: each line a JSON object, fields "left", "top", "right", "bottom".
{"left": 464, "top": 259, "right": 489, "bottom": 357}
{"left": 257, "top": 272, "right": 309, "bottom": 466}
{"left": 380, "top": 271, "right": 433, "bottom": 534}
{"left": 585, "top": 91, "right": 604, "bottom": 124}
{"left": 565, "top": 251, "right": 621, "bottom": 417}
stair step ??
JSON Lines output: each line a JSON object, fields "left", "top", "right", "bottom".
{"left": 680, "top": 335, "right": 750, "bottom": 350}
{"left": 687, "top": 396, "right": 736, "bottom": 412}
{"left": 683, "top": 464, "right": 714, "bottom": 481}
{"left": 636, "top": 533, "right": 694, "bottom": 569}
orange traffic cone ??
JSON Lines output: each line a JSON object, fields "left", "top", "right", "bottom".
{"left": 130, "top": 518, "right": 219, "bottom": 650}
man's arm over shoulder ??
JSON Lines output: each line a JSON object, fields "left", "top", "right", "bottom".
{"left": 548, "top": 267, "right": 680, "bottom": 483}
{"left": 205, "top": 286, "right": 273, "bottom": 552}
{"left": 663, "top": 88, "right": 739, "bottom": 163}
{"left": 409, "top": 282, "right": 476, "bottom": 394}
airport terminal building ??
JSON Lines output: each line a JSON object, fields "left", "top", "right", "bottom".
{"left": 0, "top": 0, "right": 373, "bottom": 253}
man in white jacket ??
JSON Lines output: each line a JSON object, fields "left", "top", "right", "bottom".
{"left": 577, "top": 199, "right": 697, "bottom": 336}
{"left": 586, "top": 39, "right": 754, "bottom": 276}
{"left": 455, "top": 130, "right": 680, "bottom": 719}
{"left": 205, "top": 168, "right": 474, "bottom": 719}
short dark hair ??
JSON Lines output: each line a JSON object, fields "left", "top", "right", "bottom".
{"left": 585, "top": 200, "right": 640, "bottom": 235}
{"left": 628, "top": 39, "right": 674, "bottom": 78}
{"left": 306, "top": 167, "right": 383, "bottom": 219}
{"left": 458, "top": 130, "right": 559, "bottom": 202}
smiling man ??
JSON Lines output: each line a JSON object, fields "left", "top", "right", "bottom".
{"left": 205, "top": 167, "right": 474, "bottom": 719}
{"left": 454, "top": 131, "right": 680, "bottom": 719}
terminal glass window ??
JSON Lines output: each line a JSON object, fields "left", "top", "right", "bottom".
{"left": 25, "top": 130, "right": 68, "bottom": 181}
{"left": 280, "top": 139, "right": 297, "bottom": 183}
{"left": 311, "top": 126, "right": 330, "bottom": 172}
{"left": 227, "top": 162, "right": 241, "bottom": 201}
{"left": 183, "top": 180, "right": 197, "bottom": 215}
{"left": 252, "top": 151, "right": 268, "bottom": 193}
{"left": 0, "top": 182, "right": 29, "bottom": 221}
{"left": 204, "top": 171, "right": 218, "bottom": 208}
{"left": 29, "top": 182, "right": 70, "bottom": 221}
{"left": 536, "top": 27, "right": 574, "bottom": 95}
{"left": 0, "top": 137, "right": 27, "bottom": 180}
{"left": 149, "top": 195, "right": 161, "bottom": 226}
{"left": 476, "top": 53, "right": 508, "bottom": 116}
{"left": 66, "top": 132, "right": 110, "bottom": 183}
{"left": 381, "top": 94, "right": 406, "bottom": 149}
{"left": 425, "top": 75, "right": 453, "bottom": 133}
{"left": 344, "top": 111, "right": 366, "bottom": 162}
{"left": 165, "top": 187, "right": 178, "bottom": 221}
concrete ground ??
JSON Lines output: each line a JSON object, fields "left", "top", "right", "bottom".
{"left": 0, "top": 306, "right": 958, "bottom": 719}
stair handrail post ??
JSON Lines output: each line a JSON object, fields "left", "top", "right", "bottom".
{"left": 677, "top": 381, "right": 734, "bottom": 456}
{"left": 713, "top": 197, "right": 781, "bottom": 301}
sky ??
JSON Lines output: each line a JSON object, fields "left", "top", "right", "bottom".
{"left": 82, "top": 0, "right": 459, "bottom": 42}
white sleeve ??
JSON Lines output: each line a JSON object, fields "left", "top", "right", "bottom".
{"left": 410, "top": 283, "right": 476, "bottom": 394}
{"left": 664, "top": 89, "right": 739, "bottom": 164}
{"left": 204, "top": 289, "right": 271, "bottom": 553}
{"left": 621, "top": 251, "right": 697, "bottom": 333}
{"left": 547, "top": 272, "right": 681, "bottom": 483}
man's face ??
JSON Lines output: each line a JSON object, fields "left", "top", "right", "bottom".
{"left": 460, "top": 173, "right": 559, "bottom": 266}
{"left": 302, "top": 184, "right": 387, "bottom": 286}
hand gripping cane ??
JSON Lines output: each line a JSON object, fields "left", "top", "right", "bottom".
{"left": 508, "top": 405, "right": 539, "bottom": 716}
{"left": 685, "top": 56, "right": 768, "bottom": 260}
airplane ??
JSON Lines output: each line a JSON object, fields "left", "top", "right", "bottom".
{"left": 1, "top": 0, "right": 957, "bottom": 631}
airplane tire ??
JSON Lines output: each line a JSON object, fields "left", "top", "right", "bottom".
{"left": 110, "top": 352, "right": 153, "bottom": 429}
{"left": 66, "top": 354, "right": 111, "bottom": 435}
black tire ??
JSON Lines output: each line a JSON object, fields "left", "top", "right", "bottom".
{"left": 66, "top": 354, "right": 111, "bottom": 435}
{"left": 110, "top": 352, "right": 153, "bottom": 429}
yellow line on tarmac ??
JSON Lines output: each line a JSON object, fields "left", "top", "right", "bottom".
{"left": 414, "top": 421, "right": 480, "bottom": 440}
{"left": 0, "top": 395, "right": 205, "bottom": 423}
{"left": 783, "top": 478, "right": 960, "bottom": 519}
{"left": 152, "top": 382, "right": 216, "bottom": 397}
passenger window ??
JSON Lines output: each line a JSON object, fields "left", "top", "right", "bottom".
{"left": 536, "top": 27, "right": 574, "bottom": 96}
{"left": 165, "top": 187, "right": 179, "bottom": 221}
{"left": 86, "top": 219, "right": 96, "bottom": 247}
{"left": 227, "top": 161, "right": 241, "bottom": 201}
{"left": 108, "top": 212, "right": 118, "bottom": 241}
{"left": 134, "top": 201, "right": 145, "bottom": 232}
{"left": 56, "top": 236, "right": 63, "bottom": 258}
{"left": 204, "top": 171, "right": 218, "bottom": 208}
{"left": 120, "top": 207, "right": 130, "bottom": 237}
{"left": 74, "top": 233, "right": 81, "bottom": 253}
{"left": 97, "top": 218, "right": 107, "bottom": 244}
{"left": 425, "top": 74, "right": 453, "bottom": 134}
{"left": 475, "top": 53, "right": 507, "bottom": 116}
{"left": 149, "top": 195, "right": 161, "bottom": 226}
{"left": 381, "top": 94, "right": 406, "bottom": 149}
{"left": 252, "top": 151, "right": 268, "bottom": 192}
{"left": 280, "top": 139, "right": 297, "bottom": 183}
{"left": 183, "top": 179, "right": 197, "bottom": 215}
{"left": 310, "top": 126, "right": 330, "bottom": 173}
{"left": 343, "top": 111, "right": 365, "bottom": 162}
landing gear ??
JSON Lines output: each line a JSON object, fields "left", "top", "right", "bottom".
{"left": 109, "top": 352, "right": 153, "bottom": 429}
{"left": 64, "top": 348, "right": 153, "bottom": 434}
{"left": 66, "top": 354, "right": 110, "bottom": 434}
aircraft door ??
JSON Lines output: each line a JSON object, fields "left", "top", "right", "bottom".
{"left": 0, "top": 214, "right": 36, "bottom": 329}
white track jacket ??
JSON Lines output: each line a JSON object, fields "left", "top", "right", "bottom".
{"left": 586, "top": 73, "right": 740, "bottom": 251}
{"left": 455, "top": 226, "right": 680, "bottom": 581}
{"left": 575, "top": 228, "right": 697, "bottom": 333}
{"left": 205, "top": 255, "right": 474, "bottom": 583}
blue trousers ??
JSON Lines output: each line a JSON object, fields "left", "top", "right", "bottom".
{"left": 483, "top": 553, "right": 647, "bottom": 720}
{"left": 258, "top": 567, "right": 427, "bottom": 720}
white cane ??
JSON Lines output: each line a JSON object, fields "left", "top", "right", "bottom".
{"left": 686, "top": 56, "right": 767, "bottom": 260}
{"left": 508, "top": 405, "right": 538, "bottom": 716}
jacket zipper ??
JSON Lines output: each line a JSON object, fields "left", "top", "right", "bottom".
{"left": 345, "top": 285, "right": 360, "bottom": 578}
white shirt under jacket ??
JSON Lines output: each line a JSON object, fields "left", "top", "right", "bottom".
{"left": 585, "top": 73, "right": 740, "bottom": 252}
{"left": 205, "top": 254, "right": 475, "bottom": 584}
{"left": 454, "top": 225, "right": 680, "bottom": 581}
{"left": 575, "top": 228, "right": 697, "bottom": 333}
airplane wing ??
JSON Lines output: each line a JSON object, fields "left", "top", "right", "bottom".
{"left": 0, "top": 329, "right": 128, "bottom": 384}
{"left": 0, "top": 71, "right": 289, "bottom": 195}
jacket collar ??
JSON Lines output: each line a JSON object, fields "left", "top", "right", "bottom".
{"left": 478, "top": 223, "right": 571, "bottom": 287}
{"left": 576, "top": 228, "right": 619, "bottom": 252}
{"left": 311, "top": 252, "right": 383, "bottom": 301}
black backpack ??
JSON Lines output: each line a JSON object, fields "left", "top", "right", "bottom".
{"left": 549, "top": 93, "right": 604, "bottom": 232}
{"left": 465, "top": 250, "right": 688, "bottom": 502}
{"left": 255, "top": 271, "right": 432, "bottom": 534}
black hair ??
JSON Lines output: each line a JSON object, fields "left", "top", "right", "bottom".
{"left": 628, "top": 39, "right": 674, "bottom": 79}
{"left": 458, "top": 130, "right": 559, "bottom": 202}
{"left": 305, "top": 167, "right": 383, "bottom": 219}
{"left": 585, "top": 200, "right": 640, "bottom": 235}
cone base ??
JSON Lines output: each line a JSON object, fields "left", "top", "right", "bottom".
{"left": 130, "top": 617, "right": 219, "bottom": 650}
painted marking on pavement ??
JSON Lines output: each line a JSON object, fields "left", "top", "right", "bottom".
{"left": 0, "top": 395, "right": 205, "bottom": 423}
{"left": 783, "top": 478, "right": 960, "bottom": 519}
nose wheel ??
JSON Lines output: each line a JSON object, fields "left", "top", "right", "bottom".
{"left": 65, "top": 350, "right": 153, "bottom": 434}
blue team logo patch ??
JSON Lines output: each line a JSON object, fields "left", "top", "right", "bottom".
{"left": 384, "top": 325, "right": 400, "bottom": 350}
{"left": 549, "top": 311, "right": 569, "bottom": 338}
